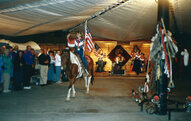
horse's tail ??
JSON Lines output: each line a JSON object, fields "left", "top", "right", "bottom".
{"left": 91, "top": 64, "right": 94, "bottom": 85}
{"left": 85, "top": 55, "right": 94, "bottom": 85}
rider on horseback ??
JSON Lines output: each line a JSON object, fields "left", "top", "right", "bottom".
{"left": 67, "top": 32, "right": 88, "bottom": 74}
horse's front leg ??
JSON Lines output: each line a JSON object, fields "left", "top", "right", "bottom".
{"left": 71, "top": 85, "right": 76, "bottom": 98}
{"left": 66, "top": 85, "right": 72, "bottom": 102}
{"left": 86, "top": 76, "right": 92, "bottom": 94}
{"left": 66, "top": 77, "right": 76, "bottom": 101}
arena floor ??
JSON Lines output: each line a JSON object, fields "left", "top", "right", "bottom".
{"left": 0, "top": 76, "right": 190, "bottom": 121}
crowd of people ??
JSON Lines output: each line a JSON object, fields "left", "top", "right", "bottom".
{"left": 0, "top": 31, "right": 91, "bottom": 94}
{"left": 0, "top": 45, "right": 66, "bottom": 93}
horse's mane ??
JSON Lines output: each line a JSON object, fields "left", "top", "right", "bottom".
{"left": 66, "top": 50, "right": 71, "bottom": 67}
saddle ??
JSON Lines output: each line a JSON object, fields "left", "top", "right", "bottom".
{"left": 70, "top": 51, "right": 89, "bottom": 78}
{"left": 70, "top": 51, "right": 83, "bottom": 78}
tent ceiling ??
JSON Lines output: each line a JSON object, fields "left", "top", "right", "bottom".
{"left": 0, "top": 0, "right": 190, "bottom": 41}
{"left": 0, "top": 0, "right": 119, "bottom": 36}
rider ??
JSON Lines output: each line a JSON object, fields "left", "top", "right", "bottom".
{"left": 67, "top": 32, "right": 88, "bottom": 74}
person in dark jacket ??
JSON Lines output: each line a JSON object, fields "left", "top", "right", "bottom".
{"left": 31, "top": 48, "right": 36, "bottom": 76}
{"left": 13, "top": 51, "right": 25, "bottom": 90}
{"left": 23, "top": 45, "right": 33, "bottom": 89}
{"left": 38, "top": 49, "right": 50, "bottom": 86}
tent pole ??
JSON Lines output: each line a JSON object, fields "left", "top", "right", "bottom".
{"left": 157, "top": 0, "right": 169, "bottom": 115}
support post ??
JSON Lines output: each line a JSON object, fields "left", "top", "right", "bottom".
{"left": 158, "top": 0, "right": 169, "bottom": 115}
{"left": 158, "top": 0, "right": 169, "bottom": 30}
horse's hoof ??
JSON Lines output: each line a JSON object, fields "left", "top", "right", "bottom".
{"left": 86, "top": 91, "right": 89, "bottom": 94}
{"left": 72, "top": 94, "right": 76, "bottom": 98}
{"left": 65, "top": 98, "right": 70, "bottom": 102}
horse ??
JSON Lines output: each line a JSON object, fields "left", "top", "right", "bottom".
{"left": 61, "top": 48, "right": 94, "bottom": 101}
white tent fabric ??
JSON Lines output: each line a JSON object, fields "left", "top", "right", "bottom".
{"left": 0, "top": 0, "right": 190, "bottom": 41}
{"left": 0, "top": 39, "right": 41, "bottom": 50}
{"left": 0, "top": 0, "right": 119, "bottom": 36}
{"left": 74, "top": 0, "right": 157, "bottom": 41}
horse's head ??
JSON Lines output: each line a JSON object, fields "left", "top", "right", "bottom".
{"left": 61, "top": 49, "right": 70, "bottom": 71}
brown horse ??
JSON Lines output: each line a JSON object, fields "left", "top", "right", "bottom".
{"left": 61, "top": 48, "right": 94, "bottom": 101}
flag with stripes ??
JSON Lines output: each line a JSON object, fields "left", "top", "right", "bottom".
{"left": 94, "top": 43, "right": 102, "bottom": 56}
{"left": 85, "top": 21, "right": 94, "bottom": 52}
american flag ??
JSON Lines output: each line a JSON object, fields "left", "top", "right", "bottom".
{"left": 94, "top": 42, "right": 102, "bottom": 56}
{"left": 85, "top": 21, "right": 94, "bottom": 52}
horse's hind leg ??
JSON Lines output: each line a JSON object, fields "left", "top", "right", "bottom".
{"left": 71, "top": 85, "right": 76, "bottom": 98}
{"left": 86, "top": 76, "right": 92, "bottom": 94}
{"left": 66, "top": 85, "right": 72, "bottom": 102}
{"left": 84, "top": 76, "right": 87, "bottom": 88}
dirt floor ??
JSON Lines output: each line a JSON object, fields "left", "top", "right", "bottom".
{"left": 0, "top": 76, "right": 190, "bottom": 121}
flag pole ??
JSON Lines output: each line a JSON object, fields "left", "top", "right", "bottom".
{"left": 84, "top": 20, "right": 87, "bottom": 56}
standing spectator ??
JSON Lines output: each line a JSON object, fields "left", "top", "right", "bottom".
{"left": 0, "top": 51, "right": 3, "bottom": 92}
{"left": 12, "top": 45, "right": 19, "bottom": 61}
{"left": 0, "top": 46, "right": 5, "bottom": 92}
{"left": 53, "top": 50, "right": 57, "bottom": 57}
{"left": 12, "top": 45, "right": 19, "bottom": 89}
{"left": 38, "top": 49, "right": 43, "bottom": 57}
{"left": 55, "top": 50, "right": 62, "bottom": 83}
{"left": 47, "top": 48, "right": 50, "bottom": 54}
{"left": 53, "top": 50, "right": 57, "bottom": 73}
{"left": 47, "top": 51, "right": 55, "bottom": 82}
{"left": 8, "top": 47, "right": 13, "bottom": 89}
{"left": 35, "top": 49, "right": 43, "bottom": 71}
{"left": 13, "top": 51, "right": 24, "bottom": 90}
{"left": 31, "top": 48, "right": 36, "bottom": 76}
{"left": 38, "top": 49, "right": 50, "bottom": 86}
{"left": 0, "top": 45, "right": 6, "bottom": 55}
{"left": 8, "top": 46, "right": 13, "bottom": 58}
{"left": 23, "top": 45, "right": 33, "bottom": 89}
{"left": 2, "top": 49, "right": 12, "bottom": 93}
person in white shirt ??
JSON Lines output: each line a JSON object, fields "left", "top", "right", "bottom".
{"left": 55, "top": 50, "right": 62, "bottom": 83}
